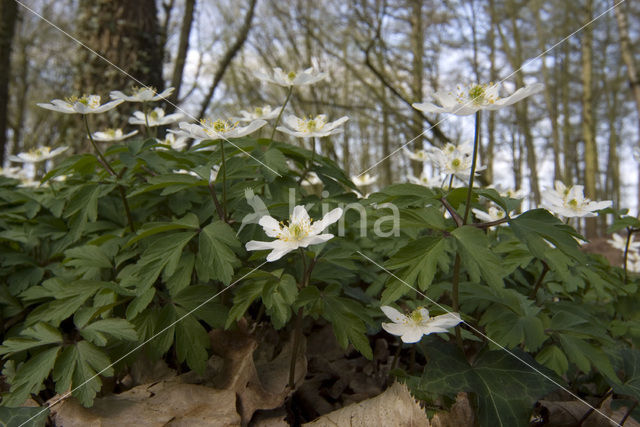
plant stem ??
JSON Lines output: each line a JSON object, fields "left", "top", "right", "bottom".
{"left": 84, "top": 116, "right": 136, "bottom": 232}
{"left": 297, "top": 137, "right": 317, "bottom": 185}
{"left": 84, "top": 115, "right": 115, "bottom": 176}
{"left": 624, "top": 227, "right": 632, "bottom": 283}
{"left": 462, "top": 111, "right": 481, "bottom": 224}
{"left": 269, "top": 86, "right": 293, "bottom": 147}
{"left": 289, "top": 250, "right": 315, "bottom": 389}
{"left": 219, "top": 139, "right": 227, "bottom": 220}
{"left": 530, "top": 260, "right": 550, "bottom": 299}
{"left": 452, "top": 254, "right": 463, "bottom": 350}
{"left": 207, "top": 181, "right": 225, "bottom": 222}
{"left": 620, "top": 399, "right": 638, "bottom": 425}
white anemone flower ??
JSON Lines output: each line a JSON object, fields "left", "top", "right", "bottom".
{"left": 608, "top": 233, "right": 640, "bottom": 253}
{"left": 245, "top": 205, "right": 343, "bottom": 262}
{"left": 413, "top": 82, "right": 543, "bottom": 116}
{"left": 380, "top": 306, "right": 462, "bottom": 343}
{"left": 174, "top": 118, "right": 267, "bottom": 140}
{"left": 407, "top": 171, "right": 441, "bottom": 188}
{"left": 129, "top": 107, "right": 184, "bottom": 127}
{"left": 255, "top": 66, "right": 328, "bottom": 87}
{"left": 541, "top": 181, "right": 612, "bottom": 218}
{"left": 301, "top": 171, "right": 323, "bottom": 187}
{"left": 277, "top": 114, "right": 348, "bottom": 138}
{"left": 9, "top": 146, "right": 68, "bottom": 163}
{"left": 351, "top": 173, "right": 377, "bottom": 187}
{"left": 37, "top": 95, "right": 124, "bottom": 115}
{"left": 110, "top": 86, "right": 174, "bottom": 102}
{"left": 235, "top": 105, "right": 282, "bottom": 122}
{"left": 0, "top": 166, "right": 28, "bottom": 180}
{"left": 429, "top": 142, "right": 483, "bottom": 181}
{"left": 403, "top": 147, "right": 430, "bottom": 162}
{"left": 471, "top": 206, "right": 513, "bottom": 226}
{"left": 92, "top": 128, "right": 138, "bottom": 142}
{"left": 156, "top": 133, "right": 189, "bottom": 151}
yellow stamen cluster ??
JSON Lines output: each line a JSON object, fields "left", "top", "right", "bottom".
{"left": 455, "top": 83, "right": 497, "bottom": 105}
{"left": 287, "top": 71, "right": 297, "bottom": 81}
{"left": 277, "top": 216, "right": 313, "bottom": 242}
{"left": 409, "top": 307, "right": 427, "bottom": 323}
{"left": 201, "top": 119, "right": 238, "bottom": 135}
{"left": 301, "top": 116, "right": 326, "bottom": 133}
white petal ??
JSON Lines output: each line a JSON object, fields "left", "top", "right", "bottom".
{"left": 299, "top": 233, "right": 334, "bottom": 247}
{"left": 258, "top": 216, "right": 281, "bottom": 238}
{"left": 400, "top": 326, "right": 425, "bottom": 343}
{"left": 245, "top": 240, "right": 277, "bottom": 251}
{"left": 381, "top": 322, "right": 409, "bottom": 337}
{"left": 311, "top": 208, "right": 343, "bottom": 234}
{"left": 425, "top": 313, "right": 462, "bottom": 332}
{"left": 291, "top": 205, "right": 310, "bottom": 224}
{"left": 381, "top": 306, "right": 406, "bottom": 323}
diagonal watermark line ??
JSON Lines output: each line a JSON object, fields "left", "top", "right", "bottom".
{"left": 356, "top": 250, "right": 623, "bottom": 426}
{"left": 357, "top": 0, "right": 627, "bottom": 178}
{"left": 18, "top": 261, "right": 268, "bottom": 427}
{"left": 14, "top": 0, "right": 282, "bottom": 178}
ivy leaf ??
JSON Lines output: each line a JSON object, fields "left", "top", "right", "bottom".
{"left": 417, "top": 340, "right": 561, "bottom": 427}
{"left": 2, "top": 346, "right": 60, "bottom": 407}
{"left": 452, "top": 226, "right": 505, "bottom": 289}
{"left": 0, "top": 406, "right": 48, "bottom": 427}
{"left": 196, "top": 221, "right": 240, "bottom": 284}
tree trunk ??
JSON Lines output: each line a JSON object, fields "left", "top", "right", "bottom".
{"left": 166, "top": 0, "right": 196, "bottom": 113}
{"left": 613, "top": 2, "right": 640, "bottom": 214}
{"left": 0, "top": 0, "right": 18, "bottom": 164}
{"left": 409, "top": 0, "right": 424, "bottom": 177}
{"left": 581, "top": 0, "right": 598, "bottom": 238}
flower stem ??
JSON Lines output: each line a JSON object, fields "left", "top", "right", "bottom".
{"left": 289, "top": 249, "right": 315, "bottom": 389}
{"left": 207, "top": 181, "right": 225, "bottom": 222}
{"left": 624, "top": 227, "right": 632, "bottom": 283}
{"left": 269, "top": 86, "right": 293, "bottom": 147}
{"left": 84, "top": 115, "right": 115, "bottom": 176}
{"left": 297, "top": 137, "right": 317, "bottom": 185}
{"left": 84, "top": 115, "right": 136, "bottom": 233}
{"left": 143, "top": 102, "right": 152, "bottom": 138}
{"left": 219, "top": 139, "right": 227, "bottom": 220}
{"left": 451, "top": 254, "right": 463, "bottom": 350}
{"left": 462, "top": 111, "right": 481, "bottom": 224}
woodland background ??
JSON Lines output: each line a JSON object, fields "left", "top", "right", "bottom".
{"left": 0, "top": 0, "right": 639, "bottom": 239}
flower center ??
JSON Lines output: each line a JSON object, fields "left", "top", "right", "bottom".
{"left": 409, "top": 308, "right": 427, "bottom": 323}
{"left": 451, "top": 158, "right": 461, "bottom": 168}
{"left": 468, "top": 85, "right": 485, "bottom": 104}
{"left": 278, "top": 216, "right": 313, "bottom": 242}
{"left": 568, "top": 198, "right": 579, "bottom": 209}
{"left": 254, "top": 107, "right": 263, "bottom": 116}
{"left": 287, "top": 71, "right": 297, "bottom": 81}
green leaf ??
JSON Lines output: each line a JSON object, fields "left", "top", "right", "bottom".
{"left": 535, "top": 345, "right": 569, "bottom": 376}
{"left": 174, "top": 306, "right": 210, "bottom": 374}
{"left": 80, "top": 319, "right": 138, "bottom": 346}
{"left": 322, "top": 295, "right": 372, "bottom": 359}
{"left": 226, "top": 280, "right": 264, "bottom": 328}
{"left": 196, "top": 221, "right": 240, "bottom": 284}
{"left": 452, "top": 226, "right": 505, "bottom": 288}
{"left": 385, "top": 235, "right": 452, "bottom": 300}
{"left": 52, "top": 341, "right": 113, "bottom": 407}
{"left": 509, "top": 209, "right": 585, "bottom": 262}
{"left": 126, "top": 287, "right": 156, "bottom": 320}
{"left": 611, "top": 348, "right": 640, "bottom": 400}
{"left": 0, "top": 406, "right": 48, "bottom": 427}
{"left": 557, "top": 334, "right": 618, "bottom": 381}
{"left": 172, "top": 285, "right": 227, "bottom": 328}
{"left": 0, "top": 323, "right": 62, "bottom": 356}
{"left": 262, "top": 274, "right": 298, "bottom": 329}
{"left": 417, "top": 340, "right": 561, "bottom": 427}
{"left": 2, "top": 346, "right": 60, "bottom": 407}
